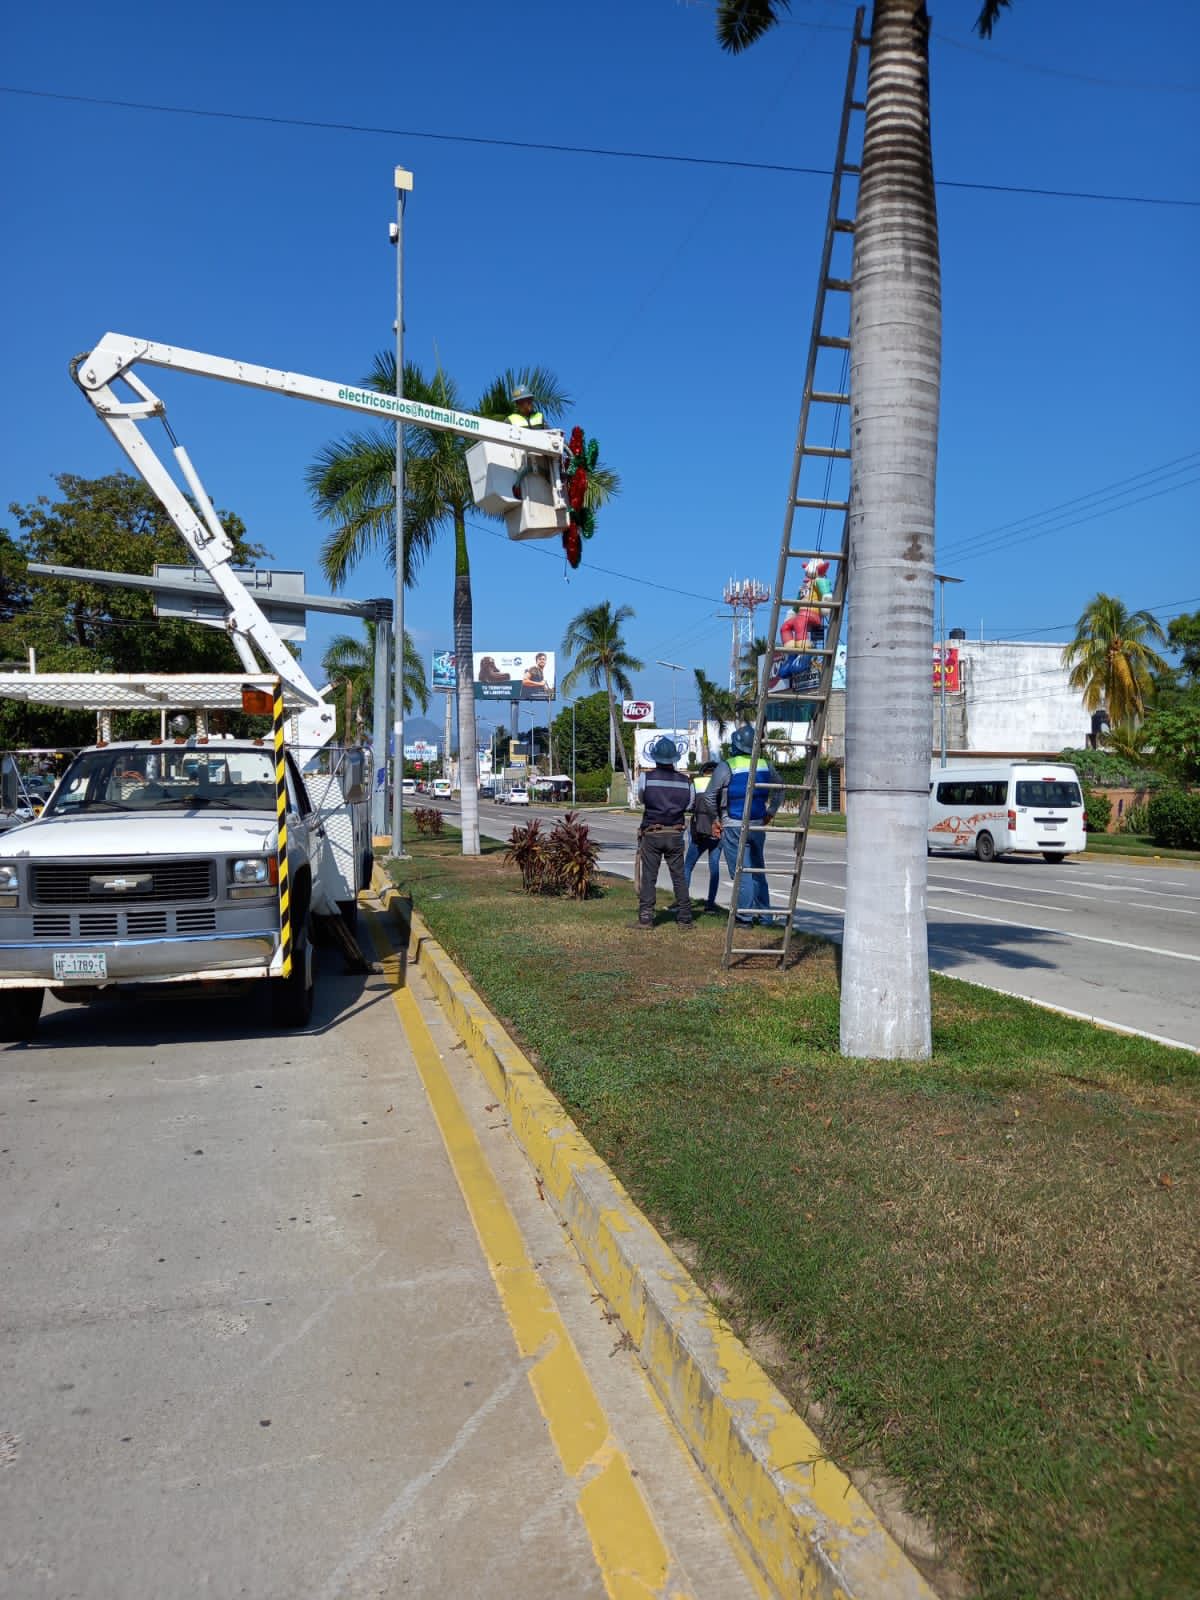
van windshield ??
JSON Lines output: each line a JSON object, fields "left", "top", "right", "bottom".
{"left": 1015, "top": 780, "right": 1082, "bottom": 808}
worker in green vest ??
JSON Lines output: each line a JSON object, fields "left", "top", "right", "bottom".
{"left": 506, "top": 385, "right": 545, "bottom": 429}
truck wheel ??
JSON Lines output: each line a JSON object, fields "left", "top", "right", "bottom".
{"left": 270, "top": 924, "right": 314, "bottom": 1029}
{"left": 0, "top": 988, "right": 44, "bottom": 1042}
{"left": 337, "top": 898, "right": 358, "bottom": 935}
{"left": 975, "top": 831, "right": 996, "bottom": 863}
{"left": 1042, "top": 852, "right": 1065, "bottom": 863}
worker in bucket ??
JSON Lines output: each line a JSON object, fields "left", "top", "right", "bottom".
{"left": 506, "top": 385, "right": 545, "bottom": 429}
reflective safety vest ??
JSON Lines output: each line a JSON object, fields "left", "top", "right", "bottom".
{"left": 641, "top": 767, "right": 693, "bottom": 828}
{"left": 727, "top": 753, "right": 771, "bottom": 821}
{"left": 507, "top": 410, "right": 545, "bottom": 429}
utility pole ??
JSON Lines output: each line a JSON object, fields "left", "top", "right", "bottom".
{"left": 390, "top": 164, "right": 413, "bottom": 855}
{"left": 370, "top": 598, "right": 390, "bottom": 838}
{"left": 657, "top": 659, "right": 684, "bottom": 739}
{"left": 934, "top": 573, "right": 963, "bottom": 767}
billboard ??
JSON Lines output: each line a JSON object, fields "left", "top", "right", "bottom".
{"left": 473, "top": 650, "right": 556, "bottom": 702}
{"left": 431, "top": 649, "right": 456, "bottom": 691}
{"left": 634, "top": 728, "right": 691, "bottom": 770}
{"left": 403, "top": 740, "right": 439, "bottom": 760}
{"left": 765, "top": 643, "right": 847, "bottom": 711}
{"left": 933, "top": 647, "right": 960, "bottom": 693}
{"left": 622, "top": 699, "right": 655, "bottom": 723}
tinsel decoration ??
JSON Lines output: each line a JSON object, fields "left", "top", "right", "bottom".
{"left": 560, "top": 425, "right": 601, "bottom": 568}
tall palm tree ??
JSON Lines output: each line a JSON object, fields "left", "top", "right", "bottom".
{"left": 309, "top": 354, "right": 618, "bottom": 856}
{"left": 560, "top": 602, "right": 643, "bottom": 787}
{"left": 321, "top": 623, "right": 428, "bottom": 742}
{"left": 693, "top": 667, "right": 733, "bottom": 759}
{"left": 716, "top": 1, "right": 1011, "bottom": 1059}
{"left": 1063, "top": 594, "right": 1169, "bottom": 725}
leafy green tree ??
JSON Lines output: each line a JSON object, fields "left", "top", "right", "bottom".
{"left": 309, "top": 353, "right": 618, "bottom": 856}
{"left": 1063, "top": 593, "right": 1170, "bottom": 725}
{"left": 560, "top": 603, "right": 643, "bottom": 787}
{"left": 1139, "top": 704, "right": 1200, "bottom": 784}
{"left": 551, "top": 689, "right": 635, "bottom": 777}
{"left": 1167, "top": 611, "right": 1200, "bottom": 684}
{"left": 321, "top": 622, "right": 428, "bottom": 743}
{"left": 0, "top": 474, "right": 265, "bottom": 747}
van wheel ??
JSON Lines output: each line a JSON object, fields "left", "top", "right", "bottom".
{"left": 271, "top": 923, "right": 314, "bottom": 1029}
{"left": 1042, "top": 852, "right": 1065, "bottom": 863}
{"left": 975, "top": 832, "right": 996, "bottom": 863}
{"left": 0, "top": 987, "right": 44, "bottom": 1042}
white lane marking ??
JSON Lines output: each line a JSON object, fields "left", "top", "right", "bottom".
{"left": 1126, "top": 901, "right": 1198, "bottom": 916}
{"left": 929, "top": 874, "right": 1108, "bottom": 906}
{"left": 932, "top": 970, "right": 1199, "bottom": 1054}
{"left": 928, "top": 901, "right": 1200, "bottom": 962}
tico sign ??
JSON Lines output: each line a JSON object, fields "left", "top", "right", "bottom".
{"left": 622, "top": 700, "right": 655, "bottom": 723}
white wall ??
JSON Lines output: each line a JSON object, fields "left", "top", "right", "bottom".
{"left": 957, "top": 641, "right": 1088, "bottom": 753}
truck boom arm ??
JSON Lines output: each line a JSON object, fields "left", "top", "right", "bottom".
{"left": 72, "top": 333, "right": 566, "bottom": 752}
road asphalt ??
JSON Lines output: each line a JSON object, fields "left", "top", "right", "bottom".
{"left": 0, "top": 905, "right": 759, "bottom": 1600}
{"left": 443, "top": 799, "right": 1200, "bottom": 1051}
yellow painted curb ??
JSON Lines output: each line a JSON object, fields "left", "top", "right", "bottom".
{"left": 371, "top": 870, "right": 938, "bottom": 1600}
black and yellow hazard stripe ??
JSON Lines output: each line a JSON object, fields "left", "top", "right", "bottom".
{"left": 273, "top": 678, "right": 292, "bottom": 979}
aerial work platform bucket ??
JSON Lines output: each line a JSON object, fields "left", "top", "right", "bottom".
{"left": 465, "top": 440, "right": 568, "bottom": 541}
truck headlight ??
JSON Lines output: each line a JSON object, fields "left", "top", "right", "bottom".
{"left": 0, "top": 864, "right": 17, "bottom": 907}
{"left": 228, "top": 857, "right": 275, "bottom": 899}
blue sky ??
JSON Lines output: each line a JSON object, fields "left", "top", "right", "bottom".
{"left": 3, "top": 0, "right": 1197, "bottom": 741}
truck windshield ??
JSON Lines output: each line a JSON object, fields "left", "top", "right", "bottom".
{"left": 1015, "top": 780, "right": 1082, "bottom": 808}
{"left": 45, "top": 748, "right": 277, "bottom": 815}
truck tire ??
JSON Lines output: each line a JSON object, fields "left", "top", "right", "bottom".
{"left": 1042, "top": 852, "right": 1065, "bottom": 863}
{"left": 270, "top": 922, "right": 314, "bottom": 1029}
{"left": 0, "top": 987, "right": 44, "bottom": 1042}
{"left": 975, "top": 831, "right": 996, "bottom": 863}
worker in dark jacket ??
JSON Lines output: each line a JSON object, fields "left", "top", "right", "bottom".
{"left": 633, "top": 736, "right": 695, "bottom": 929}
{"left": 700, "top": 725, "right": 781, "bottom": 924}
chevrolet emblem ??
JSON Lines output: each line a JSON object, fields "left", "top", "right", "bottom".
{"left": 91, "top": 874, "right": 152, "bottom": 895}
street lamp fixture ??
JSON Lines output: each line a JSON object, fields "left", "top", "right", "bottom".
{"left": 656, "top": 660, "right": 685, "bottom": 738}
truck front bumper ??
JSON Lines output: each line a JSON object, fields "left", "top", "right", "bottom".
{"left": 0, "top": 929, "right": 281, "bottom": 987}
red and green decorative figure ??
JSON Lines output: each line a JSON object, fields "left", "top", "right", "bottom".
{"left": 562, "top": 426, "right": 600, "bottom": 568}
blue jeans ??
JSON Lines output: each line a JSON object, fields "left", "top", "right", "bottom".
{"left": 721, "top": 819, "right": 770, "bottom": 916}
{"left": 684, "top": 837, "right": 721, "bottom": 907}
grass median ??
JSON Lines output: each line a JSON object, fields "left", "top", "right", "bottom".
{"left": 389, "top": 835, "right": 1198, "bottom": 1600}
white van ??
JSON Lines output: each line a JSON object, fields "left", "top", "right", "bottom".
{"left": 432, "top": 779, "right": 453, "bottom": 799}
{"left": 928, "top": 762, "right": 1085, "bottom": 863}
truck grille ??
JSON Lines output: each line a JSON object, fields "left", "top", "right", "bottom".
{"left": 29, "top": 907, "right": 218, "bottom": 941}
{"left": 32, "top": 860, "right": 215, "bottom": 905}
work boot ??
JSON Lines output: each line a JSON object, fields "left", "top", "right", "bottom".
{"left": 677, "top": 918, "right": 695, "bottom": 931}
{"left": 629, "top": 916, "right": 654, "bottom": 931}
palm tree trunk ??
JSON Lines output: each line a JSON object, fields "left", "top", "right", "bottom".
{"left": 452, "top": 511, "right": 480, "bottom": 855}
{"left": 840, "top": 0, "right": 939, "bottom": 1060}
{"left": 605, "top": 667, "right": 617, "bottom": 770}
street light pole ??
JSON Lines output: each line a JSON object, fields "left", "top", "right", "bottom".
{"left": 389, "top": 165, "right": 414, "bottom": 854}
{"left": 934, "top": 572, "right": 963, "bottom": 768}
{"left": 657, "top": 659, "right": 685, "bottom": 739}
{"left": 571, "top": 703, "right": 576, "bottom": 805}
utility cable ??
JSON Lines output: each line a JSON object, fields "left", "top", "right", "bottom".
{"left": 1, "top": 85, "right": 1196, "bottom": 209}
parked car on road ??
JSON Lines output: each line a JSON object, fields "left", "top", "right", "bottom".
{"left": 507, "top": 786, "right": 529, "bottom": 806}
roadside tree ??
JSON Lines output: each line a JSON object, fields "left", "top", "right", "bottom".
{"left": 560, "top": 604, "right": 643, "bottom": 790}
{"left": 321, "top": 622, "right": 428, "bottom": 744}
{"left": 1064, "top": 593, "right": 1170, "bottom": 725}
{"left": 310, "top": 354, "right": 617, "bottom": 857}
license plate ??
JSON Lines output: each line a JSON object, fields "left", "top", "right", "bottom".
{"left": 1043, "top": 822, "right": 1059, "bottom": 830}
{"left": 53, "top": 951, "right": 108, "bottom": 981}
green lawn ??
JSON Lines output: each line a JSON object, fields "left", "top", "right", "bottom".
{"left": 390, "top": 837, "right": 1198, "bottom": 1600}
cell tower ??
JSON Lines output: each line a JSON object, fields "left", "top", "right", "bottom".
{"left": 723, "top": 578, "right": 770, "bottom": 691}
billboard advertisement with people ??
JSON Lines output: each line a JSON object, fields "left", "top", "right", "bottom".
{"left": 431, "top": 649, "right": 456, "bottom": 691}
{"left": 472, "top": 651, "right": 556, "bottom": 702}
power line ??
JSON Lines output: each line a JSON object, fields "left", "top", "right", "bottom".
{"left": 465, "top": 517, "right": 723, "bottom": 605}
{"left": 2, "top": 84, "right": 1196, "bottom": 209}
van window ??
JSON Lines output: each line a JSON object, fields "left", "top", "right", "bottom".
{"left": 935, "top": 780, "right": 1006, "bottom": 806}
{"left": 1015, "top": 780, "right": 1082, "bottom": 808}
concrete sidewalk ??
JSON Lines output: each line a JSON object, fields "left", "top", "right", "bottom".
{"left": 0, "top": 918, "right": 759, "bottom": 1597}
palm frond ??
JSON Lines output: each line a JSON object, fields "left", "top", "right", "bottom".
{"left": 716, "top": 0, "right": 788, "bottom": 54}
{"left": 975, "top": 0, "right": 1013, "bottom": 40}
{"left": 476, "top": 366, "right": 572, "bottom": 423}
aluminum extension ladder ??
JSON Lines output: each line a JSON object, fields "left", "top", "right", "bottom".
{"left": 722, "top": 8, "right": 866, "bottom": 969}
